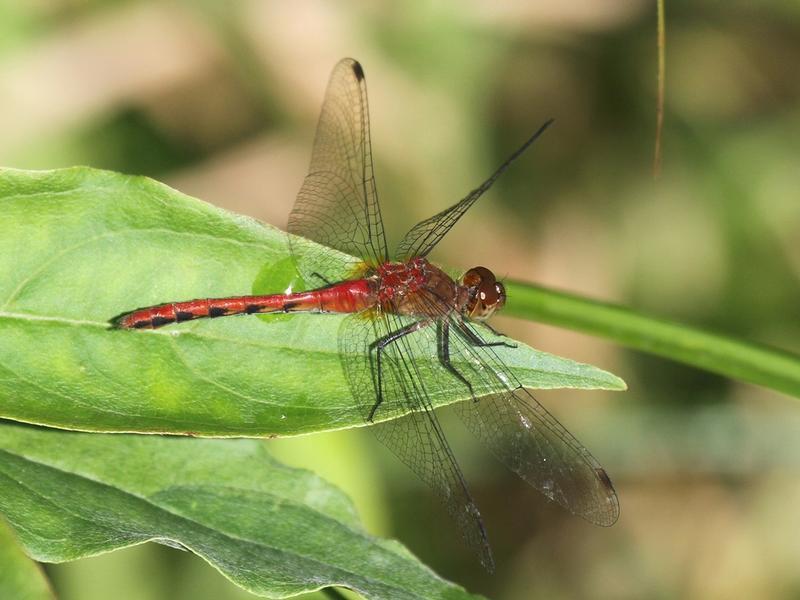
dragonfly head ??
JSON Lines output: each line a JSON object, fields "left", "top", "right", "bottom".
{"left": 460, "top": 266, "right": 506, "bottom": 321}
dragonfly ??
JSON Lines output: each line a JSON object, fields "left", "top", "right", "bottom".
{"left": 114, "top": 58, "right": 619, "bottom": 571}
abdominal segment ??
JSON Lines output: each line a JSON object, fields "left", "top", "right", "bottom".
{"left": 112, "top": 279, "right": 376, "bottom": 329}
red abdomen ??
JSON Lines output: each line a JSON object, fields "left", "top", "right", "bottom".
{"left": 113, "top": 279, "right": 376, "bottom": 329}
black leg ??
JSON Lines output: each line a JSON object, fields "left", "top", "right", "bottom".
{"left": 368, "top": 319, "right": 429, "bottom": 422}
{"left": 456, "top": 319, "right": 516, "bottom": 349}
{"left": 481, "top": 321, "right": 509, "bottom": 339}
{"left": 437, "top": 320, "right": 477, "bottom": 401}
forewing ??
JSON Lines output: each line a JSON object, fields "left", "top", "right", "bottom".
{"left": 338, "top": 310, "right": 495, "bottom": 571}
{"left": 446, "top": 319, "right": 620, "bottom": 526}
{"left": 288, "top": 58, "right": 388, "bottom": 283}
{"left": 459, "top": 389, "right": 619, "bottom": 525}
{"left": 395, "top": 189, "right": 481, "bottom": 262}
{"left": 396, "top": 119, "right": 553, "bottom": 260}
{"left": 398, "top": 286, "right": 618, "bottom": 525}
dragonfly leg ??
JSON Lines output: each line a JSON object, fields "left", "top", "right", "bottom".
{"left": 455, "top": 318, "right": 516, "bottom": 349}
{"left": 437, "top": 320, "right": 477, "bottom": 402}
{"left": 480, "top": 321, "right": 509, "bottom": 339}
{"left": 368, "top": 319, "right": 431, "bottom": 422}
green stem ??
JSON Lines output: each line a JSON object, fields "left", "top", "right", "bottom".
{"left": 505, "top": 280, "right": 800, "bottom": 398}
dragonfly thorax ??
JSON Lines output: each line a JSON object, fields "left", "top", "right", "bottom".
{"left": 375, "top": 257, "right": 428, "bottom": 298}
{"left": 375, "top": 257, "right": 459, "bottom": 316}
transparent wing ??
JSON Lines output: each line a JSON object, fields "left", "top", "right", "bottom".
{"left": 405, "top": 290, "right": 620, "bottom": 527}
{"left": 396, "top": 119, "right": 553, "bottom": 260}
{"left": 288, "top": 58, "right": 388, "bottom": 283}
{"left": 338, "top": 309, "right": 495, "bottom": 571}
{"left": 456, "top": 387, "right": 619, "bottom": 526}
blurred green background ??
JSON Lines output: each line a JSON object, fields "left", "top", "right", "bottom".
{"left": 1, "top": 1, "right": 799, "bottom": 599}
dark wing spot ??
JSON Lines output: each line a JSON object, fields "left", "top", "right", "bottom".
{"left": 209, "top": 307, "right": 227, "bottom": 318}
{"left": 245, "top": 304, "right": 261, "bottom": 314}
{"left": 151, "top": 316, "right": 175, "bottom": 328}
{"left": 351, "top": 60, "right": 364, "bottom": 81}
{"left": 175, "top": 311, "right": 194, "bottom": 322}
{"left": 132, "top": 320, "right": 150, "bottom": 329}
{"left": 282, "top": 301, "right": 298, "bottom": 313}
{"left": 595, "top": 468, "right": 616, "bottom": 493}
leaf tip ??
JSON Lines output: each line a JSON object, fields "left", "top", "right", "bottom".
{"left": 609, "top": 374, "right": 628, "bottom": 391}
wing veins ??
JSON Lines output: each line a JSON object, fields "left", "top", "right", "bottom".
{"left": 396, "top": 119, "right": 554, "bottom": 260}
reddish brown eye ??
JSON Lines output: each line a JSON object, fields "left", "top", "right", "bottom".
{"left": 462, "top": 266, "right": 493, "bottom": 289}
{"left": 479, "top": 280, "right": 499, "bottom": 305}
{"left": 494, "top": 282, "right": 506, "bottom": 310}
{"left": 461, "top": 266, "right": 504, "bottom": 320}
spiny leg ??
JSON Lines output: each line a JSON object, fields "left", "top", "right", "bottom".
{"left": 368, "top": 319, "right": 430, "bottom": 422}
{"left": 455, "top": 318, "right": 516, "bottom": 349}
{"left": 480, "top": 320, "right": 510, "bottom": 340}
{"left": 453, "top": 319, "right": 525, "bottom": 398}
{"left": 437, "top": 319, "right": 477, "bottom": 402}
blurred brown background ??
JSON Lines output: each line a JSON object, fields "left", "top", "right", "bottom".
{"left": 2, "top": 1, "right": 799, "bottom": 599}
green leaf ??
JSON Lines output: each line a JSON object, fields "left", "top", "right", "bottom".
{"left": 0, "top": 516, "right": 54, "bottom": 600}
{"left": 0, "top": 167, "right": 624, "bottom": 436}
{"left": 0, "top": 421, "right": 481, "bottom": 600}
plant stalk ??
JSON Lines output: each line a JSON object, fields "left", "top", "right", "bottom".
{"left": 505, "top": 280, "right": 800, "bottom": 398}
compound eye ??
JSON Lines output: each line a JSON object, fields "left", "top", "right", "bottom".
{"left": 462, "top": 266, "right": 503, "bottom": 320}
{"left": 461, "top": 266, "right": 493, "bottom": 288}
{"left": 478, "top": 280, "right": 499, "bottom": 306}
{"left": 494, "top": 281, "right": 506, "bottom": 311}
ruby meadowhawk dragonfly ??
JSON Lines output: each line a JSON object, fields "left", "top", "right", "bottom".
{"left": 114, "top": 58, "right": 619, "bottom": 571}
